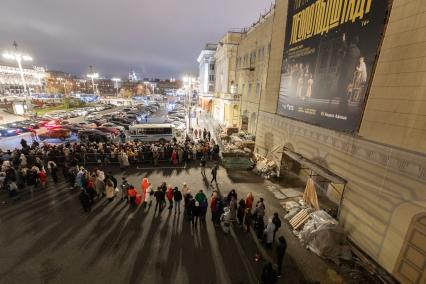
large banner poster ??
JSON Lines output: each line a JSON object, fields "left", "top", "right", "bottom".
{"left": 277, "top": 0, "right": 389, "bottom": 132}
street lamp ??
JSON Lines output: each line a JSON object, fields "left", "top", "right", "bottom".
{"left": 2, "top": 42, "right": 33, "bottom": 109}
{"left": 182, "top": 75, "right": 195, "bottom": 134}
{"left": 86, "top": 72, "right": 99, "bottom": 94}
{"left": 57, "top": 77, "right": 67, "bottom": 96}
{"left": 111, "top": 78, "right": 121, "bottom": 96}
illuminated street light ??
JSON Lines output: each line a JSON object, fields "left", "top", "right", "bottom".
{"left": 86, "top": 72, "right": 99, "bottom": 94}
{"left": 182, "top": 74, "right": 195, "bottom": 134}
{"left": 57, "top": 77, "right": 67, "bottom": 96}
{"left": 2, "top": 41, "right": 33, "bottom": 108}
{"left": 111, "top": 77, "right": 121, "bottom": 96}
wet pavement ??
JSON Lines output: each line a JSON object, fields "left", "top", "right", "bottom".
{"left": 0, "top": 162, "right": 329, "bottom": 284}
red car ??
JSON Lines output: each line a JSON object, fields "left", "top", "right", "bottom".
{"left": 44, "top": 119, "right": 62, "bottom": 129}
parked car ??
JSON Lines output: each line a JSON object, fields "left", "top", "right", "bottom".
{"left": 96, "top": 127, "right": 120, "bottom": 136}
{"left": 0, "top": 126, "right": 18, "bottom": 137}
{"left": 44, "top": 119, "right": 63, "bottom": 130}
{"left": 60, "top": 124, "right": 83, "bottom": 133}
{"left": 39, "top": 128, "right": 72, "bottom": 141}
{"left": 77, "top": 121, "right": 97, "bottom": 128}
{"left": 20, "top": 120, "right": 41, "bottom": 129}
{"left": 100, "top": 123, "right": 125, "bottom": 132}
{"left": 6, "top": 122, "right": 31, "bottom": 133}
{"left": 78, "top": 129, "right": 111, "bottom": 143}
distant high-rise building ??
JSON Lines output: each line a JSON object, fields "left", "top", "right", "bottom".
{"left": 128, "top": 70, "right": 139, "bottom": 82}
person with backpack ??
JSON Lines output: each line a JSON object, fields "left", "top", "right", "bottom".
{"left": 173, "top": 187, "right": 182, "bottom": 214}
{"left": 272, "top": 212, "right": 282, "bottom": 240}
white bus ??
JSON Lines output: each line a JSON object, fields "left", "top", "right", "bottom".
{"left": 128, "top": 124, "right": 177, "bottom": 142}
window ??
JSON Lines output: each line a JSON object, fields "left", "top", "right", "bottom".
{"left": 242, "top": 84, "right": 245, "bottom": 95}
{"left": 248, "top": 83, "right": 252, "bottom": 95}
{"left": 209, "top": 64, "right": 215, "bottom": 71}
{"left": 256, "top": 82, "right": 260, "bottom": 96}
{"left": 209, "top": 74, "right": 215, "bottom": 81}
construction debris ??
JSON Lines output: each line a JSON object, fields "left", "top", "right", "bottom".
{"left": 252, "top": 154, "right": 278, "bottom": 179}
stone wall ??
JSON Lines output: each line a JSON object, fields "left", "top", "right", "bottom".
{"left": 255, "top": 0, "right": 426, "bottom": 279}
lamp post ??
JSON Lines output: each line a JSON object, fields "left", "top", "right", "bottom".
{"left": 111, "top": 78, "right": 121, "bottom": 96}
{"left": 2, "top": 41, "right": 33, "bottom": 109}
{"left": 183, "top": 75, "right": 194, "bottom": 134}
{"left": 86, "top": 72, "right": 99, "bottom": 95}
{"left": 57, "top": 77, "right": 67, "bottom": 96}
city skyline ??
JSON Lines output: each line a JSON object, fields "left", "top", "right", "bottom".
{"left": 0, "top": 0, "right": 272, "bottom": 78}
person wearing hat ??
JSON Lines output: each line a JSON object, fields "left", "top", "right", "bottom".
{"left": 192, "top": 200, "right": 201, "bottom": 226}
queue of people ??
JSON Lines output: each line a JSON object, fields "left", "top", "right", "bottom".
{"left": 0, "top": 136, "right": 287, "bottom": 283}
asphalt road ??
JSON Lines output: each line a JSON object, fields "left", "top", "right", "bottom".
{"left": 0, "top": 163, "right": 310, "bottom": 284}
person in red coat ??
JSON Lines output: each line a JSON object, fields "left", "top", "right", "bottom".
{"left": 38, "top": 170, "right": 47, "bottom": 189}
{"left": 245, "top": 192, "right": 254, "bottom": 210}
{"left": 166, "top": 185, "right": 174, "bottom": 209}
{"left": 171, "top": 150, "right": 178, "bottom": 165}
{"left": 140, "top": 177, "right": 149, "bottom": 200}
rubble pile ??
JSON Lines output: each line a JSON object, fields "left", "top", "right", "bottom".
{"left": 252, "top": 154, "right": 278, "bottom": 179}
{"left": 283, "top": 200, "right": 352, "bottom": 264}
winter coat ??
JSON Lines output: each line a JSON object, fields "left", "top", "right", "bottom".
{"left": 173, "top": 190, "right": 183, "bottom": 201}
{"left": 106, "top": 184, "right": 115, "bottom": 199}
{"left": 166, "top": 187, "right": 174, "bottom": 201}
{"left": 145, "top": 186, "right": 153, "bottom": 202}
{"left": 264, "top": 223, "right": 276, "bottom": 244}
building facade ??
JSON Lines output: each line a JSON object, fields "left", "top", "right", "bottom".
{"left": 0, "top": 64, "right": 46, "bottom": 95}
{"left": 252, "top": 0, "right": 426, "bottom": 283}
{"left": 213, "top": 31, "right": 244, "bottom": 127}
{"left": 236, "top": 8, "right": 274, "bottom": 134}
{"left": 197, "top": 43, "right": 217, "bottom": 112}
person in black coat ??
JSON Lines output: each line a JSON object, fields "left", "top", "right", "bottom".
{"left": 272, "top": 212, "right": 281, "bottom": 240}
{"left": 276, "top": 236, "right": 287, "bottom": 277}
{"left": 79, "top": 189, "right": 91, "bottom": 212}
{"left": 260, "top": 261, "right": 277, "bottom": 284}
{"left": 237, "top": 199, "right": 246, "bottom": 226}
{"left": 192, "top": 201, "right": 201, "bottom": 226}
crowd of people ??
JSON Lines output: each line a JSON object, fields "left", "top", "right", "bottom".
{"left": 0, "top": 136, "right": 220, "bottom": 193}
{"left": 0, "top": 135, "right": 287, "bottom": 283}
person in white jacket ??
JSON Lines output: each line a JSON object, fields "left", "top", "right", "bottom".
{"left": 220, "top": 207, "right": 232, "bottom": 234}
{"left": 264, "top": 218, "right": 276, "bottom": 248}
{"left": 144, "top": 183, "right": 153, "bottom": 207}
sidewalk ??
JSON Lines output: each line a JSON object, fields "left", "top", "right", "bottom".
{"left": 194, "top": 110, "right": 344, "bottom": 283}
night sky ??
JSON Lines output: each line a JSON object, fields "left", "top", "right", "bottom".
{"left": 0, "top": 0, "right": 272, "bottom": 78}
